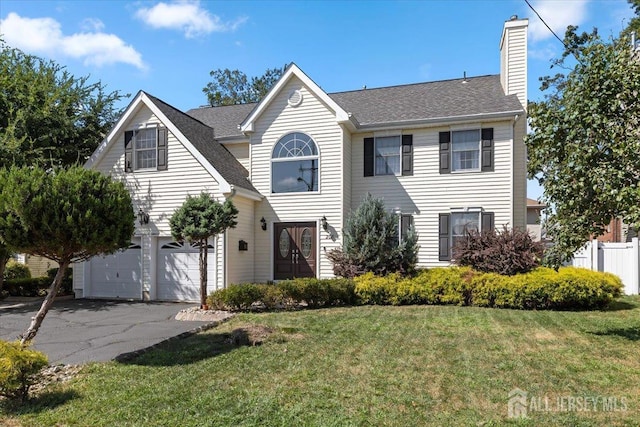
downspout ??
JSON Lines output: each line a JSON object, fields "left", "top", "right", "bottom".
{"left": 223, "top": 187, "right": 237, "bottom": 289}
{"left": 512, "top": 114, "right": 519, "bottom": 229}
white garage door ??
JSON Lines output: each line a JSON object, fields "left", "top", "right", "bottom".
{"left": 157, "top": 239, "right": 216, "bottom": 302}
{"left": 88, "top": 240, "right": 142, "bottom": 299}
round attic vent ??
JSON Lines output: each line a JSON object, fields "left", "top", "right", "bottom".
{"left": 288, "top": 89, "right": 303, "bottom": 107}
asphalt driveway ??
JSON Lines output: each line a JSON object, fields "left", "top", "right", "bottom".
{"left": 0, "top": 299, "right": 210, "bottom": 365}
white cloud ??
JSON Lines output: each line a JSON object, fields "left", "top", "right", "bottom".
{"left": 81, "top": 18, "right": 105, "bottom": 32}
{"left": 528, "top": 0, "right": 589, "bottom": 42}
{"left": 0, "top": 12, "right": 145, "bottom": 70}
{"left": 135, "top": 0, "right": 247, "bottom": 38}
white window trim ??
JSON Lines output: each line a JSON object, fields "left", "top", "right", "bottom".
{"left": 450, "top": 208, "right": 483, "bottom": 248}
{"left": 132, "top": 125, "right": 159, "bottom": 172}
{"left": 373, "top": 134, "right": 402, "bottom": 176}
{"left": 270, "top": 131, "right": 320, "bottom": 194}
{"left": 451, "top": 129, "right": 481, "bottom": 173}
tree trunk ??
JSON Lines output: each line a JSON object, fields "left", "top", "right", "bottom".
{"left": 20, "top": 260, "right": 70, "bottom": 345}
{"left": 199, "top": 238, "right": 208, "bottom": 309}
{"left": 0, "top": 254, "right": 7, "bottom": 293}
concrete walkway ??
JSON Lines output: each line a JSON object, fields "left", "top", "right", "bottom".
{"left": 0, "top": 298, "right": 212, "bottom": 364}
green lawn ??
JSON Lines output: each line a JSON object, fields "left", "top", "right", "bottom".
{"left": 3, "top": 297, "right": 640, "bottom": 426}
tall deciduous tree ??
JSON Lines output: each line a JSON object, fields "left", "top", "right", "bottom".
{"left": 202, "top": 66, "right": 285, "bottom": 106}
{"left": 0, "top": 166, "right": 135, "bottom": 344}
{"left": 169, "top": 193, "right": 238, "bottom": 308}
{"left": 525, "top": 25, "right": 640, "bottom": 267}
{"left": 0, "top": 41, "right": 125, "bottom": 168}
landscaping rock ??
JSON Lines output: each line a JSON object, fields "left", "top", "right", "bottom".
{"left": 175, "top": 307, "right": 235, "bottom": 322}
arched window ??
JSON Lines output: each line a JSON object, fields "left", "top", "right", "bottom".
{"left": 271, "top": 132, "right": 319, "bottom": 193}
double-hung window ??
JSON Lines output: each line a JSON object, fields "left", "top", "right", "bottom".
{"left": 364, "top": 135, "right": 413, "bottom": 177}
{"left": 438, "top": 210, "right": 494, "bottom": 261}
{"left": 124, "top": 126, "right": 168, "bottom": 172}
{"left": 439, "top": 128, "right": 493, "bottom": 173}
{"left": 134, "top": 128, "right": 157, "bottom": 170}
{"left": 452, "top": 130, "right": 480, "bottom": 171}
{"left": 375, "top": 136, "right": 401, "bottom": 175}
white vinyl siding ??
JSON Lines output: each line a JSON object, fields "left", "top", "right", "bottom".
{"left": 225, "top": 195, "right": 255, "bottom": 284}
{"left": 223, "top": 142, "right": 250, "bottom": 171}
{"left": 351, "top": 122, "right": 516, "bottom": 268}
{"left": 250, "top": 77, "right": 344, "bottom": 282}
{"left": 92, "top": 105, "right": 222, "bottom": 235}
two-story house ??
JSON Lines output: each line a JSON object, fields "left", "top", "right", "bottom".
{"left": 73, "top": 17, "right": 528, "bottom": 302}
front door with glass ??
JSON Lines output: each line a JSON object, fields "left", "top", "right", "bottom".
{"left": 274, "top": 222, "right": 316, "bottom": 280}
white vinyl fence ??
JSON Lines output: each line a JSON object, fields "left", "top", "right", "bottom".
{"left": 572, "top": 238, "right": 639, "bottom": 295}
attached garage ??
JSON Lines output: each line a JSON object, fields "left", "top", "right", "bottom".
{"left": 156, "top": 239, "right": 216, "bottom": 302}
{"left": 86, "top": 239, "right": 142, "bottom": 299}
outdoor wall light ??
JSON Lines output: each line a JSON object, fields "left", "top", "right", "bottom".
{"left": 321, "top": 215, "right": 328, "bottom": 232}
{"left": 137, "top": 208, "right": 150, "bottom": 225}
{"left": 260, "top": 217, "right": 267, "bottom": 231}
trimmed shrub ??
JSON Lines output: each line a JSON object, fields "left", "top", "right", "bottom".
{"left": 453, "top": 226, "right": 544, "bottom": 276}
{"left": 207, "top": 278, "right": 357, "bottom": 311}
{"left": 3, "top": 277, "right": 51, "bottom": 297}
{"left": 353, "top": 272, "right": 400, "bottom": 305}
{"left": 355, "top": 267, "right": 623, "bottom": 310}
{"left": 3, "top": 260, "right": 31, "bottom": 281}
{"left": 207, "top": 283, "right": 263, "bottom": 311}
{"left": 0, "top": 340, "right": 48, "bottom": 402}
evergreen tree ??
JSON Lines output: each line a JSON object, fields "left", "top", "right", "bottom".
{"left": 328, "top": 194, "right": 418, "bottom": 277}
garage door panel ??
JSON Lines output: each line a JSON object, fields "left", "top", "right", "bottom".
{"left": 157, "top": 240, "right": 215, "bottom": 302}
{"left": 88, "top": 241, "right": 141, "bottom": 300}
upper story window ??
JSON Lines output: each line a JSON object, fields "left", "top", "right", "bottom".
{"left": 124, "top": 126, "right": 168, "bottom": 172}
{"left": 439, "top": 128, "right": 494, "bottom": 174}
{"left": 364, "top": 135, "right": 413, "bottom": 177}
{"left": 271, "top": 132, "right": 319, "bottom": 193}
{"left": 452, "top": 130, "right": 480, "bottom": 171}
{"left": 134, "top": 128, "right": 157, "bottom": 170}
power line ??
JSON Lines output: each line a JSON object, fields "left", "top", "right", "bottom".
{"left": 523, "top": 0, "right": 572, "bottom": 53}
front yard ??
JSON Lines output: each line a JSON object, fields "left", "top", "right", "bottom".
{"left": 3, "top": 297, "right": 640, "bottom": 426}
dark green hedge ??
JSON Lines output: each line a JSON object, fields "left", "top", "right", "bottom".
{"left": 207, "top": 278, "right": 355, "bottom": 311}
{"left": 3, "top": 267, "right": 72, "bottom": 297}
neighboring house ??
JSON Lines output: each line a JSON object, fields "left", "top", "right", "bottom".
{"left": 14, "top": 254, "right": 59, "bottom": 278}
{"left": 73, "top": 17, "right": 528, "bottom": 302}
{"left": 597, "top": 218, "right": 637, "bottom": 243}
{"left": 526, "top": 198, "right": 545, "bottom": 241}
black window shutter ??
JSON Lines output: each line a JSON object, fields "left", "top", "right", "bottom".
{"left": 364, "top": 137, "right": 374, "bottom": 177}
{"left": 401, "top": 135, "right": 413, "bottom": 176}
{"left": 157, "top": 127, "right": 168, "bottom": 171}
{"left": 124, "top": 130, "right": 134, "bottom": 172}
{"left": 481, "top": 211, "right": 495, "bottom": 232}
{"left": 439, "top": 213, "right": 451, "bottom": 261}
{"left": 400, "top": 214, "right": 412, "bottom": 240}
{"left": 481, "top": 128, "right": 494, "bottom": 172}
{"left": 439, "top": 131, "right": 451, "bottom": 174}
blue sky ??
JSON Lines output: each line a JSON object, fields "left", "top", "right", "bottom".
{"left": 0, "top": 0, "right": 636, "bottom": 199}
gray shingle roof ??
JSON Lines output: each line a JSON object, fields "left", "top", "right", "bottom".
{"left": 185, "top": 74, "right": 523, "bottom": 137}
{"left": 144, "top": 92, "right": 258, "bottom": 193}
{"left": 186, "top": 103, "right": 257, "bottom": 139}
{"left": 329, "top": 75, "right": 523, "bottom": 127}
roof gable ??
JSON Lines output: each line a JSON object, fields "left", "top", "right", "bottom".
{"left": 240, "top": 63, "right": 352, "bottom": 133}
{"left": 85, "top": 91, "right": 259, "bottom": 195}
